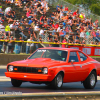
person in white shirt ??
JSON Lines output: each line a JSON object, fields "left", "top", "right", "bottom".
{"left": 26, "top": 37, "right": 34, "bottom": 54}
{"left": 39, "top": 28, "right": 44, "bottom": 39}
{"left": 34, "top": 24, "right": 39, "bottom": 31}
{"left": 80, "top": 30, "right": 85, "bottom": 42}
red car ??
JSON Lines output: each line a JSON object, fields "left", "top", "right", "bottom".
{"left": 5, "top": 47, "right": 100, "bottom": 89}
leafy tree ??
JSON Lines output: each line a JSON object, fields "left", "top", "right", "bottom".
{"left": 65, "top": 0, "right": 100, "bottom": 15}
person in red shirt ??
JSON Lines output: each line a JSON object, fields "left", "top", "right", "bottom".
{"left": 55, "top": 22, "right": 59, "bottom": 29}
{"left": 62, "top": 37, "right": 67, "bottom": 48}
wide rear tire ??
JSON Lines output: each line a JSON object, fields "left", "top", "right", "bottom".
{"left": 83, "top": 71, "right": 97, "bottom": 89}
{"left": 11, "top": 79, "right": 22, "bottom": 87}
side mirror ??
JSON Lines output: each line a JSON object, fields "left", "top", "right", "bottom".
{"left": 71, "top": 60, "right": 75, "bottom": 64}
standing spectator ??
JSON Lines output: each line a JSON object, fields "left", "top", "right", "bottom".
{"left": 4, "top": 36, "right": 9, "bottom": 54}
{"left": 17, "top": 37, "right": 24, "bottom": 54}
{"left": 52, "top": 37, "right": 59, "bottom": 47}
{"left": 80, "top": 30, "right": 85, "bottom": 42}
{"left": 39, "top": 28, "right": 44, "bottom": 40}
{"left": 8, "top": 36, "right": 13, "bottom": 53}
{"left": 62, "top": 37, "right": 67, "bottom": 48}
{"left": 11, "top": 37, "right": 16, "bottom": 53}
{"left": 35, "top": 37, "right": 42, "bottom": 50}
{"left": 0, "top": 35, "right": 4, "bottom": 53}
{"left": 26, "top": 37, "right": 34, "bottom": 54}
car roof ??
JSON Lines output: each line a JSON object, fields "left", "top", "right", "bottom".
{"left": 38, "top": 47, "right": 80, "bottom": 51}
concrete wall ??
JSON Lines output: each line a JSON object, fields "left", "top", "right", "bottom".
{"left": 0, "top": 54, "right": 100, "bottom": 65}
{"left": 0, "top": 54, "right": 29, "bottom": 65}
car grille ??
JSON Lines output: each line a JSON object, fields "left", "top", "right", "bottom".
{"left": 13, "top": 66, "right": 43, "bottom": 74}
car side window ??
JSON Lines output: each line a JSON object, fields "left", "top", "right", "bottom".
{"left": 69, "top": 52, "right": 79, "bottom": 62}
{"left": 79, "top": 52, "right": 87, "bottom": 61}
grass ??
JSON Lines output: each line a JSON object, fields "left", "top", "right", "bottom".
{"left": 90, "top": 56, "right": 100, "bottom": 58}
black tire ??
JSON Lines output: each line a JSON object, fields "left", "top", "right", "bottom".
{"left": 11, "top": 79, "right": 22, "bottom": 87}
{"left": 51, "top": 73, "right": 63, "bottom": 89}
{"left": 83, "top": 71, "right": 97, "bottom": 89}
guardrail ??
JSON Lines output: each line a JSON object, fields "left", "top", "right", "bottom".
{"left": 0, "top": 92, "right": 100, "bottom": 100}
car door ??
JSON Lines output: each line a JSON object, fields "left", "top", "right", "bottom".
{"left": 76, "top": 51, "right": 89, "bottom": 81}
{"left": 64, "top": 51, "right": 82, "bottom": 82}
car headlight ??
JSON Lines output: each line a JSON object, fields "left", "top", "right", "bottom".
{"left": 42, "top": 67, "right": 48, "bottom": 74}
{"left": 8, "top": 65, "right": 13, "bottom": 72}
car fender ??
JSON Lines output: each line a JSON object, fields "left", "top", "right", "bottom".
{"left": 53, "top": 67, "right": 65, "bottom": 80}
{"left": 86, "top": 64, "right": 97, "bottom": 82}
{"left": 89, "top": 64, "right": 97, "bottom": 74}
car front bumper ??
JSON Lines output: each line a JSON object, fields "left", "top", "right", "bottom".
{"left": 5, "top": 72, "right": 53, "bottom": 82}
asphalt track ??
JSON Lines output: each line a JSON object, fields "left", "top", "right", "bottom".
{"left": 0, "top": 65, "right": 100, "bottom": 100}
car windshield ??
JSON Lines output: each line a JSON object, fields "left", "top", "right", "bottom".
{"left": 28, "top": 49, "right": 68, "bottom": 61}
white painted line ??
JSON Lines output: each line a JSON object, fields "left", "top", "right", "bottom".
{"left": 0, "top": 76, "right": 10, "bottom": 81}
{"left": 0, "top": 66, "right": 7, "bottom": 69}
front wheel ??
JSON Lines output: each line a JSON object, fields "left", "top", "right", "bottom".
{"left": 83, "top": 71, "right": 97, "bottom": 89}
{"left": 51, "top": 73, "right": 63, "bottom": 89}
{"left": 11, "top": 79, "right": 22, "bottom": 87}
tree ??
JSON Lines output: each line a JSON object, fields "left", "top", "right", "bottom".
{"left": 65, "top": 0, "right": 100, "bottom": 15}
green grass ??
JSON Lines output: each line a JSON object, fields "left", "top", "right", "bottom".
{"left": 90, "top": 56, "right": 100, "bottom": 58}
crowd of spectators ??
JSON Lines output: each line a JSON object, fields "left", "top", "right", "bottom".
{"left": 0, "top": 0, "right": 100, "bottom": 54}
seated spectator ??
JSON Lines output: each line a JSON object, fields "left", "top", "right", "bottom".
{"left": 34, "top": 24, "right": 40, "bottom": 31}
{"left": 0, "top": 4, "right": 4, "bottom": 17}
{"left": 0, "top": 23, "right": 5, "bottom": 32}
{"left": 63, "top": 6, "right": 68, "bottom": 14}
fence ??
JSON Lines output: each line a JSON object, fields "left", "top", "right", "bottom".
{"left": 1, "top": 39, "right": 100, "bottom": 55}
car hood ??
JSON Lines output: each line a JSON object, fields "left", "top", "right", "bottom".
{"left": 8, "top": 58, "right": 64, "bottom": 67}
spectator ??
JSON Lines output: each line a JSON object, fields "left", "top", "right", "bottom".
{"left": 8, "top": 36, "right": 13, "bottom": 53}
{"left": 62, "top": 37, "right": 67, "bottom": 48}
{"left": 0, "top": 35, "right": 4, "bottom": 53}
{"left": 0, "top": 3, "right": 4, "bottom": 17}
{"left": 52, "top": 37, "right": 59, "bottom": 47}
{"left": 34, "top": 23, "right": 40, "bottom": 31}
{"left": 0, "top": 23, "right": 5, "bottom": 32}
{"left": 4, "top": 36, "right": 9, "bottom": 54}
{"left": 17, "top": 37, "right": 24, "bottom": 53}
{"left": 35, "top": 36, "right": 43, "bottom": 50}
{"left": 39, "top": 28, "right": 44, "bottom": 40}
{"left": 26, "top": 37, "right": 34, "bottom": 54}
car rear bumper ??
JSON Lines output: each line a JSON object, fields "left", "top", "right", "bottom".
{"left": 5, "top": 72, "right": 53, "bottom": 82}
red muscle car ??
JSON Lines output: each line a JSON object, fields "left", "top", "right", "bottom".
{"left": 5, "top": 47, "right": 100, "bottom": 89}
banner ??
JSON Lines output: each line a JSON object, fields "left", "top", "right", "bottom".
{"left": 68, "top": 45, "right": 100, "bottom": 56}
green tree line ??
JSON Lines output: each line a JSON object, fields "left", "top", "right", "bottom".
{"left": 65, "top": 0, "right": 100, "bottom": 15}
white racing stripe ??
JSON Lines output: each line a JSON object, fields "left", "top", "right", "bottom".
{"left": 0, "top": 76, "right": 100, "bottom": 82}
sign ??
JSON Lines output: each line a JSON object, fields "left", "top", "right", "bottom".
{"left": 68, "top": 45, "right": 100, "bottom": 56}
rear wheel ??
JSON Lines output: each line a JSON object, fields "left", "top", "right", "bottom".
{"left": 51, "top": 73, "right": 63, "bottom": 89}
{"left": 83, "top": 71, "right": 97, "bottom": 89}
{"left": 11, "top": 79, "right": 22, "bottom": 87}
